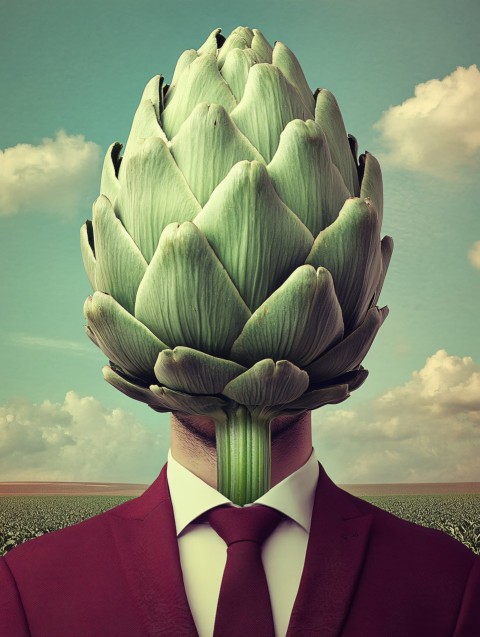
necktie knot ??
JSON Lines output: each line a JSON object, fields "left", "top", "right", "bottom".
{"left": 206, "top": 504, "right": 284, "bottom": 547}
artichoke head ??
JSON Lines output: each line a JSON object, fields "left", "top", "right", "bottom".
{"left": 81, "top": 26, "right": 393, "bottom": 426}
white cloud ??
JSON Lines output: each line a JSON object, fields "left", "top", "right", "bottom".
{"left": 0, "top": 392, "right": 168, "bottom": 482}
{"left": 313, "top": 350, "right": 480, "bottom": 483}
{"left": 373, "top": 65, "right": 480, "bottom": 179}
{"left": 11, "top": 333, "right": 94, "bottom": 356}
{"left": 0, "top": 130, "right": 101, "bottom": 216}
{"left": 468, "top": 240, "right": 480, "bottom": 269}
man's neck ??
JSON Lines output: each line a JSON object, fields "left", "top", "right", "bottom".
{"left": 170, "top": 410, "right": 313, "bottom": 490}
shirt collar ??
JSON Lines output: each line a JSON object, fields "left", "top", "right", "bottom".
{"left": 167, "top": 447, "right": 319, "bottom": 536}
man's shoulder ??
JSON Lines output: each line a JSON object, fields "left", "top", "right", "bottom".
{"left": 0, "top": 495, "right": 158, "bottom": 636}
{"left": 318, "top": 485, "right": 480, "bottom": 636}
{"left": 2, "top": 495, "right": 142, "bottom": 570}
{"left": 337, "top": 485, "right": 477, "bottom": 569}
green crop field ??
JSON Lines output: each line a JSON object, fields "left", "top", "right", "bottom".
{"left": 0, "top": 496, "right": 129, "bottom": 556}
{"left": 1, "top": 493, "right": 479, "bottom": 556}
{"left": 362, "top": 494, "right": 480, "bottom": 554}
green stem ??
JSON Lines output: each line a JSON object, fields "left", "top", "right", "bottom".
{"left": 214, "top": 405, "right": 272, "bottom": 506}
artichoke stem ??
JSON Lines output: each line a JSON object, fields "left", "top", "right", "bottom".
{"left": 214, "top": 405, "right": 272, "bottom": 506}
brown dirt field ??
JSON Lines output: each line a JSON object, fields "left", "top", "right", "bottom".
{"left": 340, "top": 482, "right": 480, "bottom": 496}
{"left": 0, "top": 482, "right": 148, "bottom": 496}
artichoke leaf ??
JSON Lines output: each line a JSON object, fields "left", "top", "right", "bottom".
{"left": 161, "top": 53, "right": 237, "bottom": 139}
{"left": 222, "top": 359, "right": 309, "bottom": 406}
{"left": 89, "top": 330, "right": 147, "bottom": 381}
{"left": 359, "top": 151, "right": 383, "bottom": 225}
{"left": 284, "top": 384, "right": 349, "bottom": 411}
{"left": 85, "top": 291, "right": 168, "bottom": 379}
{"left": 92, "top": 195, "right": 148, "bottom": 315}
{"left": 85, "top": 325, "right": 99, "bottom": 347}
{"left": 135, "top": 221, "right": 251, "bottom": 358}
{"left": 268, "top": 119, "right": 350, "bottom": 236}
{"left": 315, "top": 367, "right": 369, "bottom": 393}
{"left": 170, "top": 102, "right": 264, "bottom": 207}
{"left": 103, "top": 365, "right": 171, "bottom": 412}
{"left": 334, "top": 367, "right": 369, "bottom": 392}
{"left": 123, "top": 100, "right": 168, "bottom": 160}
{"left": 220, "top": 47, "right": 260, "bottom": 102}
{"left": 306, "top": 197, "right": 382, "bottom": 332}
{"left": 100, "top": 142, "right": 122, "bottom": 205}
{"left": 154, "top": 346, "right": 246, "bottom": 394}
{"left": 373, "top": 236, "right": 394, "bottom": 306}
{"left": 164, "top": 49, "right": 199, "bottom": 106}
{"left": 305, "top": 306, "right": 388, "bottom": 382}
{"left": 230, "top": 265, "right": 344, "bottom": 368}
{"left": 272, "top": 41, "right": 315, "bottom": 115}
{"left": 141, "top": 74, "right": 164, "bottom": 121}
{"left": 123, "top": 75, "right": 168, "bottom": 157}
{"left": 328, "top": 164, "right": 354, "bottom": 228}
{"left": 80, "top": 221, "right": 96, "bottom": 290}
{"left": 251, "top": 29, "right": 273, "bottom": 63}
{"left": 171, "top": 50, "right": 199, "bottom": 84}
{"left": 315, "top": 89, "right": 360, "bottom": 197}
{"left": 115, "top": 136, "right": 201, "bottom": 262}
{"left": 194, "top": 160, "right": 314, "bottom": 312}
{"left": 217, "top": 27, "right": 254, "bottom": 69}
{"left": 230, "top": 63, "right": 310, "bottom": 162}
{"left": 197, "top": 28, "right": 223, "bottom": 55}
{"left": 149, "top": 384, "right": 228, "bottom": 423}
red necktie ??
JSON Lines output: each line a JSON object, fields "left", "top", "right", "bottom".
{"left": 205, "top": 503, "right": 285, "bottom": 637}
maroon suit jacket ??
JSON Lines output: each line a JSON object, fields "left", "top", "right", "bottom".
{"left": 1, "top": 462, "right": 479, "bottom": 637}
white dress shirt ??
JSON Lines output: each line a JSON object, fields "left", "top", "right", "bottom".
{"left": 166, "top": 447, "right": 319, "bottom": 637}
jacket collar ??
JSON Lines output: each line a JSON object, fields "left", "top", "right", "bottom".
{"left": 286, "top": 463, "right": 373, "bottom": 637}
{"left": 109, "top": 461, "right": 373, "bottom": 637}
{"left": 108, "top": 465, "right": 198, "bottom": 637}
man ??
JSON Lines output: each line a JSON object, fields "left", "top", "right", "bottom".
{"left": 1, "top": 408, "right": 479, "bottom": 636}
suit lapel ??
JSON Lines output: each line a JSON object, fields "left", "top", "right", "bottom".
{"left": 286, "top": 462, "right": 373, "bottom": 637}
{"left": 107, "top": 460, "right": 372, "bottom": 637}
{"left": 108, "top": 464, "right": 199, "bottom": 637}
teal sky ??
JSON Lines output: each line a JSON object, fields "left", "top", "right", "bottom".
{"left": 1, "top": 0, "right": 479, "bottom": 485}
